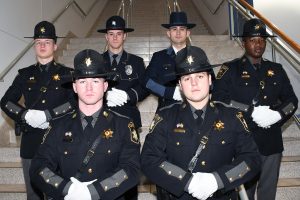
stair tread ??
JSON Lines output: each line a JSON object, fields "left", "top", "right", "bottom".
{"left": 0, "top": 162, "right": 22, "bottom": 168}
{"left": 0, "top": 184, "right": 25, "bottom": 193}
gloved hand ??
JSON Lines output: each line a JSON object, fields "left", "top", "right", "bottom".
{"left": 106, "top": 88, "right": 128, "bottom": 107}
{"left": 64, "top": 177, "right": 97, "bottom": 200}
{"left": 25, "top": 109, "right": 47, "bottom": 128}
{"left": 251, "top": 106, "right": 281, "bottom": 128}
{"left": 173, "top": 86, "right": 182, "bottom": 101}
{"left": 38, "top": 122, "right": 49, "bottom": 129}
{"left": 188, "top": 172, "right": 218, "bottom": 200}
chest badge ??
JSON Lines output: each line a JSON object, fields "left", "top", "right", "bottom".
{"left": 174, "top": 123, "right": 185, "bottom": 133}
{"left": 125, "top": 65, "right": 133, "bottom": 75}
{"left": 63, "top": 131, "right": 73, "bottom": 142}
{"left": 28, "top": 76, "right": 36, "bottom": 83}
{"left": 267, "top": 69, "right": 275, "bottom": 77}
{"left": 52, "top": 74, "right": 60, "bottom": 81}
{"left": 214, "top": 120, "right": 224, "bottom": 131}
{"left": 102, "top": 129, "right": 113, "bottom": 139}
{"left": 241, "top": 71, "right": 250, "bottom": 79}
{"left": 128, "top": 122, "right": 139, "bottom": 144}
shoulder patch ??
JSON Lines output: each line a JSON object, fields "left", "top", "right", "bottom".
{"left": 216, "top": 65, "right": 229, "bottom": 79}
{"left": 128, "top": 122, "right": 139, "bottom": 144}
{"left": 149, "top": 114, "right": 163, "bottom": 133}
{"left": 236, "top": 112, "right": 250, "bottom": 133}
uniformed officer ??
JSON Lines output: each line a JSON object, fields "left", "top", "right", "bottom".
{"left": 98, "top": 15, "right": 149, "bottom": 130}
{"left": 0, "top": 21, "right": 75, "bottom": 200}
{"left": 141, "top": 46, "right": 261, "bottom": 200}
{"left": 29, "top": 49, "right": 141, "bottom": 200}
{"left": 212, "top": 18, "right": 298, "bottom": 200}
{"left": 142, "top": 11, "right": 195, "bottom": 110}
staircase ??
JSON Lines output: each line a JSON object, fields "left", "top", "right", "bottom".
{"left": 1, "top": 0, "right": 300, "bottom": 199}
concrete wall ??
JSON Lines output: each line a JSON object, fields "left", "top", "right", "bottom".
{"left": 0, "top": 0, "right": 107, "bottom": 124}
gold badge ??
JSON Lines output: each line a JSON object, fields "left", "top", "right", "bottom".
{"left": 102, "top": 129, "right": 113, "bottom": 139}
{"left": 103, "top": 111, "right": 109, "bottom": 118}
{"left": 149, "top": 114, "right": 163, "bottom": 133}
{"left": 174, "top": 123, "right": 185, "bottom": 133}
{"left": 186, "top": 56, "right": 194, "bottom": 65}
{"left": 236, "top": 112, "right": 250, "bottom": 132}
{"left": 241, "top": 71, "right": 250, "bottom": 79}
{"left": 254, "top": 24, "right": 261, "bottom": 30}
{"left": 40, "top": 27, "right": 46, "bottom": 33}
{"left": 267, "top": 69, "right": 274, "bottom": 77}
{"left": 176, "top": 123, "right": 184, "bottom": 128}
{"left": 85, "top": 58, "right": 92, "bottom": 67}
{"left": 128, "top": 122, "right": 139, "bottom": 144}
{"left": 216, "top": 65, "right": 229, "bottom": 79}
{"left": 214, "top": 120, "right": 224, "bottom": 131}
{"left": 52, "top": 74, "right": 60, "bottom": 81}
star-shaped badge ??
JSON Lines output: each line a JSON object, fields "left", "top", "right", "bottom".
{"left": 40, "top": 27, "right": 46, "bottom": 33}
{"left": 85, "top": 57, "right": 92, "bottom": 67}
{"left": 254, "top": 24, "right": 261, "bottom": 30}
{"left": 186, "top": 56, "right": 194, "bottom": 65}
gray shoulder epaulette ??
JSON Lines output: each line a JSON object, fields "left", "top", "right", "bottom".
{"left": 158, "top": 102, "right": 182, "bottom": 112}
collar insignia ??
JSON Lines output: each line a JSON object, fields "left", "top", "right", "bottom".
{"left": 186, "top": 56, "right": 194, "bottom": 65}
{"left": 102, "top": 129, "right": 113, "bottom": 139}
{"left": 149, "top": 114, "right": 163, "bottom": 133}
{"left": 40, "top": 27, "right": 46, "bottom": 33}
{"left": 85, "top": 57, "right": 92, "bottom": 67}
{"left": 214, "top": 120, "right": 224, "bottom": 131}
{"left": 52, "top": 74, "right": 60, "bottom": 81}
{"left": 267, "top": 69, "right": 274, "bottom": 77}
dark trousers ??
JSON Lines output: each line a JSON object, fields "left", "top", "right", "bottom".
{"left": 245, "top": 153, "right": 282, "bottom": 200}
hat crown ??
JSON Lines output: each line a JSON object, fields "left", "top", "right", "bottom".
{"left": 242, "top": 18, "right": 268, "bottom": 37}
{"left": 73, "top": 49, "right": 110, "bottom": 79}
{"left": 169, "top": 12, "right": 188, "bottom": 25}
{"left": 34, "top": 21, "right": 57, "bottom": 40}
{"left": 175, "top": 46, "right": 211, "bottom": 76}
{"left": 106, "top": 16, "right": 126, "bottom": 30}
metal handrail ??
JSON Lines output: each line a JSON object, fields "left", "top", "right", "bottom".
{"left": 201, "top": 0, "right": 226, "bottom": 15}
{"left": 228, "top": 0, "right": 300, "bottom": 74}
{"left": 0, "top": 0, "right": 98, "bottom": 81}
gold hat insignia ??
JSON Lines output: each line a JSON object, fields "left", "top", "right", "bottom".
{"left": 254, "top": 24, "right": 261, "bottom": 30}
{"left": 85, "top": 58, "right": 92, "bottom": 67}
{"left": 186, "top": 56, "right": 194, "bottom": 65}
{"left": 112, "top": 21, "right": 116, "bottom": 26}
{"left": 40, "top": 27, "right": 46, "bottom": 33}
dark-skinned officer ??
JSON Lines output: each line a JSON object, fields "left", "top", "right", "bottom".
{"left": 141, "top": 46, "right": 261, "bottom": 200}
{"left": 1, "top": 21, "right": 75, "bottom": 200}
{"left": 29, "top": 49, "right": 140, "bottom": 200}
{"left": 98, "top": 15, "right": 149, "bottom": 130}
{"left": 212, "top": 18, "right": 298, "bottom": 200}
{"left": 142, "top": 11, "right": 195, "bottom": 111}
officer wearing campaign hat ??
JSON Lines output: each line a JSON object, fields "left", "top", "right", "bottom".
{"left": 30, "top": 49, "right": 140, "bottom": 200}
{"left": 213, "top": 18, "right": 298, "bottom": 200}
{"left": 141, "top": 46, "right": 261, "bottom": 200}
{"left": 25, "top": 20, "right": 64, "bottom": 42}
{"left": 1, "top": 20, "right": 75, "bottom": 200}
{"left": 143, "top": 12, "right": 196, "bottom": 112}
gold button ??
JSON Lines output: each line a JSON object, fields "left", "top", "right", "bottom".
{"left": 221, "top": 140, "right": 226, "bottom": 144}
{"left": 88, "top": 168, "right": 93, "bottom": 173}
{"left": 245, "top": 83, "right": 248, "bottom": 85}
{"left": 124, "top": 175, "right": 128, "bottom": 179}
{"left": 56, "top": 87, "right": 59, "bottom": 90}
{"left": 274, "top": 82, "right": 277, "bottom": 85}
{"left": 55, "top": 112, "right": 58, "bottom": 115}
{"left": 168, "top": 171, "right": 172, "bottom": 175}
{"left": 179, "top": 175, "right": 183, "bottom": 179}
{"left": 239, "top": 174, "right": 242, "bottom": 177}
{"left": 229, "top": 177, "right": 233, "bottom": 182}
{"left": 64, "top": 151, "right": 68, "bottom": 155}
{"left": 55, "top": 183, "right": 59, "bottom": 187}
{"left": 203, "top": 145, "right": 206, "bottom": 149}
{"left": 264, "top": 96, "right": 267, "bottom": 99}
{"left": 29, "top": 88, "right": 31, "bottom": 91}
{"left": 42, "top": 100, "right": 46, "bottom": 103}
{"left": 108, "top": 150, "right": 111, "bottom": 154}
{"left": 46, "top": 179, "right": 49, "bottom": 183}
{"left": 176, "top": 142, "right": 180, "bottom": 145}
{"left": 104, "top": 186, "right": 108, "bottom": 191}
{"left": 246, "top": 167, "right": 250, "bottom": 171}
{"left": 39, "top": 171, "right": 44, "bottom": 175}
{"left": 16, "top": 111, "right": 19, "bottom": 114}
{"left": 116, "top": 182, "right": 119, "bottom": 186}
{"left": 201, "top": 161, "right": 206, "bottom": 166}
{"left": 161, "top": 164, "right": 165, "bottom": 167}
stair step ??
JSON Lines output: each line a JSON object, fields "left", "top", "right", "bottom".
{"left": 0, "top": 184, "right": 25, "bottom": 193}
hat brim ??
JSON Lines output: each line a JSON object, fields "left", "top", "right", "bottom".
{"left": 232, "top": 34, "right": 276, "bottom": 38}
{"left": 60, "top": 72, "right": 119, "bottom": 84}
{"left": 97, "top": 28, "right": 134, "bottom": 33}
{"left": 24, "top": 36, "right": 65, "bottom": 39}
{"left": 175, "top": 64, "right": 220, "bottom": 77}
{"left": 161, "top": 23, "right": 196, "bottom": 29}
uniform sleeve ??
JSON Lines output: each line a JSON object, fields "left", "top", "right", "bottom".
{"left": 141, "top": 114, "right": 192, "bottom": 197}
{"left": 126, "top": 57, "right": 149, "bottom": 104}
{"left": 0, "top": 72, "right": 28, "bottom": 122}
{"left": 88, "top": 120, "right": 141, "bottom": 200}
{"left": 273, "top": 65, "right": 298, "bottom": 126}
{"left": 143, "top": 53, "right": 176, "bottom": 99}
{"left": 213, "top": 112, "right": 261, "bottom": 192}
{"left": 29, "top": 125, "right": 70, "bottom": 199}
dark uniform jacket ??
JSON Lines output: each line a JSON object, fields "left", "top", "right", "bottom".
{"left": 212, "top": 55, "right": 298, "bottom": 155}
{"left": 0, "top": 61, "right": 75, "bottom": 158}
{"left": 141, "top": 102, "right": 261, "bottom": 200}
{"left": 30, "top": 108, "right": 141, "bottom": 200}
{"left": 103, "top": 51, "right": 149, "bottom": 128}
{"left": 143, "top": 47, "right": 180, "bottom": 110}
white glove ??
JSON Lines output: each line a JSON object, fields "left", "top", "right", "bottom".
{"left": 64, "top": 177, "right": 97, "bottom": 200}
{"left": 106, "top": 88, "right": 128, "bottom": 107}
{"left": 251, "top": 106, "right": 281, "bottom": 128}
{"left": 188, "top": 172, "right": 218, "bottom": 200}
{"left": 173, "top": 86, "right": 182, "bottom": 101}
{"left": 37, "top": 122, "right": 49, "bottom": 129}
{"left": 25, "top": 109, "right": 47, "bottom": 128}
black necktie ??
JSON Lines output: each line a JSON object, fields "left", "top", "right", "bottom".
{"left": 253, "top": 63, "right": 261, "bottom": 71}
{"left": 112, "top": 54, "right": 118, "bottom": 68}
{"left": 84, "top": 116, "right": 94, "bottom": 136}
{"left": 195, "top": 110, "right": 203, "bottom": 129}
